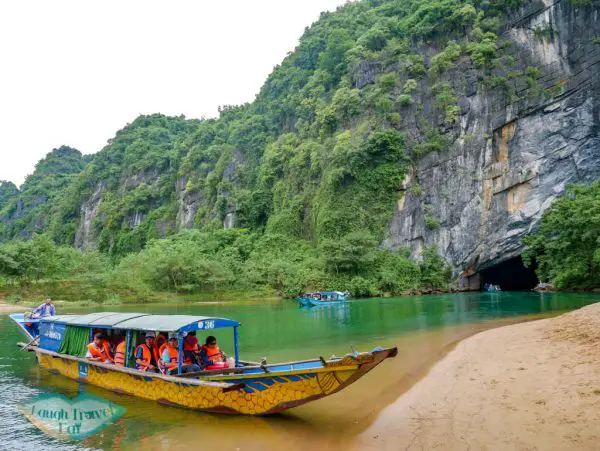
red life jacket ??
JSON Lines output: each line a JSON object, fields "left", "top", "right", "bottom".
{"left": 183, "top": 336, "right": 198, "bottom": 352}
{"left": 114, "top": 341, "right": 126, "bottom": 367}
{"left": 135, "top": 343, "right": 153, "bottom": 371}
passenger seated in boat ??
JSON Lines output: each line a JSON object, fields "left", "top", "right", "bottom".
{"left": 161, "top": 335, "right": 201, "bottom": 375}
{"left": 114, "top": 335, "right": 126, "bottom": 367}
{"left": 86, "top": 333, "right": 114, "bottom": 363}
{"left": 135, "top": 332, "right": 158, "bottom": 372}
{"left": 183, "top": 331, "right": 199, "bottom": 365}
{"left": 155, "top": 332, "right": 167, "bottom": 351}
{"left": 199, "top": 335, "right": 228, "bottom": 370}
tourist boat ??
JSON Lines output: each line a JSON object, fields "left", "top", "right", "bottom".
{"left": 483, "top": 283, "right": 502, "bottom": 293}
{"left": 9, "top": 312, "right": 396, "bottom": 415}
{"left": 296, "top": 291, "right": 349, "bottom": 307}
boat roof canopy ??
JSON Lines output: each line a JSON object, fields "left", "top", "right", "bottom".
{"left": 42, "top": 312, "right": 240, "bottom": 332}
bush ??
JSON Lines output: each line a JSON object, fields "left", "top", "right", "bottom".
{"left": 403, "top": 79, "right": 418, "bottom": 94}
{"left": 523, "top": 181, "right": 600, "bottom": 288}
{"left": 398, "top": 94, "right": 414, "bottom": 106}
{"left": 349, "top": 276, "right": 379, "bottom": 297}
{"left": 378, "top": 72, "right": 398, "bottom": 91}
{"left": 429, "top": 41, "right": 462, "bottom": 77}
{"left": 419, "top": 246, "right": 452, "bottom": 290}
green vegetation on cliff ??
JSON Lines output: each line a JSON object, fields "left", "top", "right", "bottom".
{"left": 0, "top": 0, "right": 539, "bottom": 301}
{"left": 524, "top": 181, "right": 600, "bottom": 289}
{"left": 0, "top": 147, "right": 86, "bottom": 242}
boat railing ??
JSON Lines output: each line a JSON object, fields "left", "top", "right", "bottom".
{"left": 20, "top": 343, "right": 245, "bottom": 392}
{"left": 179, "top": 356, "right": 347, "bottom": 379}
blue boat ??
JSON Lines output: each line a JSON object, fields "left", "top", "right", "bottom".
{"left": 296, "top": 291, "right": 349, "bottom": 307}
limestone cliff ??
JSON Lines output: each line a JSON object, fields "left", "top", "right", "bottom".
{"left": 383, "top": 0, "right": 600, "bottom": 284}
{"left": 1, "top": 0, "right": 598, "bottom": 287}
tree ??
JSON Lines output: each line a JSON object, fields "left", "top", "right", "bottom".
{"left": 523, "top": 181, "right": 600, "bottom": 288}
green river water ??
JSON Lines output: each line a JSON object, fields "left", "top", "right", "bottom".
{"left": 0, "top": 291, "right": 598, "bottom": 450}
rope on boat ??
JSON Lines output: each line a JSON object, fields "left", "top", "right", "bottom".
{"left": 20, "top": 336, "right": 39, "bottom": 351}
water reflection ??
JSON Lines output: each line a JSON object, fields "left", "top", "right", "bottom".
{"left": 19, "top": 392, "right": 126, "bottom": 441}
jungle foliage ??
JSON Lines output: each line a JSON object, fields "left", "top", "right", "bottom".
{"left": 0, "top": 230, "right": 450, "bottom": 300}
{"left": 523, "top": 181, "right": 600, "bottom": 289}
{"left": 0, "top": 0, "right": 537, "bottom": 298}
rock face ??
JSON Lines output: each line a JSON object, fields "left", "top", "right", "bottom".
{"left": 74, "top": 181, "right": 104, "bottom": 249}
{"left": 383, "top": 0, "right": 600, "bottom": 282}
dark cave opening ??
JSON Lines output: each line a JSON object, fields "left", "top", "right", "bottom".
{"left": 479, "top": 256, "right": 538, "bottom": 291}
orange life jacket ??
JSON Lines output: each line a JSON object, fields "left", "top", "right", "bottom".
{"left": 201, "top": 344, "right": 223, "bottom": 362}
{"left": 163, "top": 344, "right": 179, "bottom": 370}
{"left": 87, "top": 342, "right": 111, "bottom": 362}
{"left": 158, "top": 343, "right": 167, "bottom": 359}
{"left": 103, "top": 340, "right": 114, "bottom": 361}
{"left": 114, "top": 341, "right": 126, "bottom": 367}
{"left": 135, "top": 343, "right": 153, "bottom": 371}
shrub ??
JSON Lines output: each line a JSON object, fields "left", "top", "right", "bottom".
{"left": 398, "top": 94, "right": 414, "bottom": 106}
{"left": 403, "top": 79, "right": 418, "bottom": 94}
{"left": 379, "top": 72, "right": 398, "bottom": 91}
{"left": 429, "top": 41, "right": 462, "bottom": 77}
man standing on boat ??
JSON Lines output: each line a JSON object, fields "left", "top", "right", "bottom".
{"left": 31, "top": 297, "right": 55, "bottom": 318}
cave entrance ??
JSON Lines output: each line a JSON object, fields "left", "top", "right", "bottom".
{"left": 479, "top": 256, "right": 538, "bottom": 291}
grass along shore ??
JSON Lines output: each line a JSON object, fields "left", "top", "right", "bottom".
{"left": 357, "top": 302, "right": 600, "bottom": 450}
{"left": 0, "top": 278, "right": 279, "bottom": 308}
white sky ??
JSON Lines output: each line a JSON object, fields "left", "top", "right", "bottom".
{"left": 0, "top": 0, "right": 347, "bottom": 187}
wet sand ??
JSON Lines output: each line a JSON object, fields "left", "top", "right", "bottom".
{"left": 0, "top": 303, "right": 27, "bottom": 314}
{"left": 357, "top": 303, "right": 600, "bottom": 450}
{"left": 121, "top": 316, "right": 559, "bottom": 451}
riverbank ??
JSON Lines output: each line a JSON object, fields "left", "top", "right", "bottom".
{"left": 356, "top": 302, "right": 600, "bottom": 450}
{"left": 0, "top": 279, "right": 279, "bottom": 307}
{"left": 0, "top": 303, "right": 27, "bottom": 314}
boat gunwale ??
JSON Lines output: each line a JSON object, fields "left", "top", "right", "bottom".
{"left": 24, "top": 343, "right": 368, "bottom": 384}
{"left": 198, "top": 364, "right": 361, "bottom": 380}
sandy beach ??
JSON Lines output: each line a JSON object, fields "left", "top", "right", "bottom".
{"left": 0, "top": 303, "right": 27, "bottom": 314}
{"left": 357, "top": 302, "right": 600, "bottom": 450}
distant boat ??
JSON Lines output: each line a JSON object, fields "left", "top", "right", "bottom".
{"left": 296, "top": 291, "right": 349, "bottom": 307}
{"left": 484, "top": 283, "right": 502, "bottom": 292}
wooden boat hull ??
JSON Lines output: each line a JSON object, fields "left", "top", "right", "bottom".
{"left": 33, "top": 346, "right": 397, "bottom": 415}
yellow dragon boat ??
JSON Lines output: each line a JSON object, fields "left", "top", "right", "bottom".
{"left": 10, "top": 312, "right": 397, "bottom": 415}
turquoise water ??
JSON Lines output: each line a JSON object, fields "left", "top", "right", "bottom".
{"left": 0, "top": 291, "right": 597, "bottom": 450}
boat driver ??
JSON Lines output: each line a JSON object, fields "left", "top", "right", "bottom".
{"left": 31, "top": 297, "right": 56, "bottom": 318}
{"left": 199, "top": 335, "right": 227, "bottom": 368}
